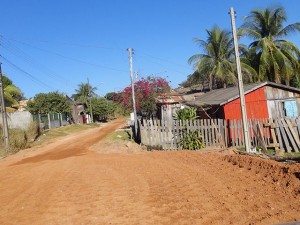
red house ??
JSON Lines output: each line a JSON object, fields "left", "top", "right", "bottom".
{"left": 186, "top": 82, "right": 300, "bottom": 120}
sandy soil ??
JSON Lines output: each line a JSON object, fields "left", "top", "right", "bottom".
{"left": 0, "top": 118, "right": 299, "bottom": 225}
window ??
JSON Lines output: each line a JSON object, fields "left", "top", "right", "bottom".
{"left": 283, "top": 100, "right": 298, "bottom": 118}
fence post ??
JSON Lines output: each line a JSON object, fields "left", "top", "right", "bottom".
{"left": 48, "top": 114, "right": 51, "bottom": 129}
{"left": 59, "top": 113, "right": 62, "bottom": 127}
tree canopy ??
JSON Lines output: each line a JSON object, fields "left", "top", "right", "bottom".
{"left": 186, "top": 6, "right": 300, "bottom": 90}
{"left": 188, "top": 26, "right": 256, "bottom": 90}
{"left": 27, "top": 91, "right": 71, "bottom": 114}
{"left": 240, "top": 6, "right": 300, "bottom": 85}
{"left": 2, "top": 75, "right": 24, "bottom": 110}
{"left": 114, "top": 77, "right": 170, "bottom": 117}
{"left": 72, "top": 82, "right": 97, "bottom": 104}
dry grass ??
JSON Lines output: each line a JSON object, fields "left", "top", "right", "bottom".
{"left": 0, "top": 123, "right": 99, "bottom": 158}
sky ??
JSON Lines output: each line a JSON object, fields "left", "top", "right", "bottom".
{"left": 1, "top": 0, "right": 300, "bottom": 99}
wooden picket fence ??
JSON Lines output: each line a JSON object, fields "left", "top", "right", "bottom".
{"left": 138, "top": 118, "right": 300, "bottom": 152}
{"left": 139, "top": 119, "right": 226, "bottom": 150}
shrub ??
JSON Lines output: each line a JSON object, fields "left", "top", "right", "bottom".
{"left": 174, "top": 107, "right": 198, "bottom": 121}
{"left": 178, "top": 130, "right": 205, "bottom": 150}
{"left": 26, "top": 121, "right": 40, "bottom": 142}
{"left": 174, "top": 108, "right": 205, "bottom": 150}
{"left": 0, "top": 121, "right": 40, "bottom": 155}
{"left": 9, "top": 128, "right": 28, "bottom": 152}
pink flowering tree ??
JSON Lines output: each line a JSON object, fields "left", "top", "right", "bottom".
{"left": 114, "top": 76, "right": 170, "bottom": 117}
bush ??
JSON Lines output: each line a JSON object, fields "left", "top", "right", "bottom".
{"left": 174, "top": 108, "right": 205, "bottom": 150}
{"left": 178, "top": 130, "right": 205, "bottom": 150}
{"left": 8, "top": 128, "right": 28, "bottom": 152}
{"left": 0, "top": 121, "right": 40, "bottom": 155}
{"left": 26, "top": 121, "right": 40, "bottom": 142}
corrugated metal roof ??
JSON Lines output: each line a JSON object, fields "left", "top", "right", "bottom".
{"left": 191, "top": 82, "right": 300, "bottom": 106}
{"left": 156, "top": 94, "right": 185, "bottom": 104}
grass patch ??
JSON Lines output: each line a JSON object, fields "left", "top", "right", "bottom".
{"left": 0, "top": 123, "right": 99, "bottom": 158}
{"left": 284, "top": 152, "right": 300, "bottom": 158}
{"left": 103, "top": 129, "right": 132, "bottom": 142}
{"left": 32, "top": 124, "right": 99, "bottom": 146}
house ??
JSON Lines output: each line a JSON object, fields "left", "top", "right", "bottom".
{"left": 156, "top": 93, "right": 185, "bottom": 121}
{"left": 184, "top": 82, "right": 300, "bottom": 120}
{"left": 65, "top": 95, "right": 88, "bottom": 124}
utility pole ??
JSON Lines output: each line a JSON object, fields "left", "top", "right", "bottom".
{"left": 230, "top": 7, "right": 251, "bottom": 153}
{"left": 87, "top": 78, "right": 93, "bottom": 123}
{"left": 0, "top": 63, "right": 9, "bottom": 148}
{"left": 127, "top": 48, "right": 138, "bottom": 138}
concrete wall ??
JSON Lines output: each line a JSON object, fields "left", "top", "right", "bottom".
{"left": 0, "top": 111, "right": 33, "bottom": 130}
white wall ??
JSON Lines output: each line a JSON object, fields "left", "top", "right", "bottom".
{"left": 0, "top": 111, "right": 33, "bottom": 130}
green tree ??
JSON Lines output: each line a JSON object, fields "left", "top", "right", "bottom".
{"left": 91, "top": 96, "right": 116, "bottom": 121}
{"left": 241, "top": 6, "right": 300, "bottom": 85}
{"left": 27, "top": 91, "right": 71, "bottom": 114}
{"left": 72, "top": 82, "right": 97, "bottom": 104}
{"left": 188, "top": 26, "right": 255, "bottom": 90}
{"left": 188, "top": 26, "right": 236, "bottom": 90}
{"left": 104, "top": 92, "right": 115, "bottom": 101}
{"left": 2, "top": 75, "right": 23, "bottom": 110}
{"left": 179, "top": 71, "right": 205, "bottom": 88}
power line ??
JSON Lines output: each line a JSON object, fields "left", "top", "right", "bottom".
{"left": 2, "top": 37, "right": 128, "bottom": 73}
{"left": 1, "top": 56, "right": 55, "bottom": 91}
{"left": 4, "top": 35, "right": 124, "bottom": 51}
{"left": 0, "top": 38, "right": 71, "bottom": 85}
{"left": 136, "top": 50, "right": 191, "bottom": 69}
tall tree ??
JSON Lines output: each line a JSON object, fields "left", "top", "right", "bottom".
{"left": 188, "top": 26, "right": 233, "bottom": 89}
{"left": 72, "top": 82, "right": 97, "bottom": 104}
{"left": 241, "top": 6, "right": 300, "bottom": 85}
{"left": 115, "top": 77, "right": 170, "bottom": 117}
{"left": 27, "top": 92, "right": 71, "bottom": 114}
{"left": 2, "top": 75, "right": 23, "bottom": 110}
{"left": 188, "top": 26, "right": 255, "bottom": 90}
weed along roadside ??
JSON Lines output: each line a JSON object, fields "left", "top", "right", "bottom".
{"left": 0, "top": 122, "right": 100, "bottom": 158}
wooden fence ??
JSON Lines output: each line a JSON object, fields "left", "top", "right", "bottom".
{"left": 138, "top": 118, "right": 300, "bottom": 152}
{"left": 139, "top": 119, "right": 226, "bottom": 150}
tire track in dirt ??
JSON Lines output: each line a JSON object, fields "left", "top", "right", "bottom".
{"left": 11, "top": 118, "right": 126, "bottom": 165}
{"left": 0, "top": 118, "right": 299, "bottom": 225}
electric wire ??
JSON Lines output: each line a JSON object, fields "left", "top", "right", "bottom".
{"left": 136, "top": 50, "right": 191, "bottom": 69}
{"left": 134, "top": 50, "right": 191, "bottom": 76}
{"left": 0, "top": 37, "right": 71, "bottom": 86}
{"left": 1, "top": 56, "right": 55, "bottom": 91}
{"left": 5, "top": 36, "right": 191, "bottom": 76}
{"left": 3, "top": 37, "right": 128, "bottom": 73}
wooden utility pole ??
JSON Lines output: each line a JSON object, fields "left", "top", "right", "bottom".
{"left": 0, "top": 63, "right": 9, "bottom": 148}
{"left": 229, "top": 7, "right": 251, "bottom": 153}
{"left": 127, "top": 48, "right": 138, "bottom": 138}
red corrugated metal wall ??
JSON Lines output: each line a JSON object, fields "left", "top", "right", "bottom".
{"left": 223, "top": 87, "right": 269, "bottom": 119}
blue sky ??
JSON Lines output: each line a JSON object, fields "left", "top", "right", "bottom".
{"left": 1, "top": 0, "right": 300, "bottom": 98}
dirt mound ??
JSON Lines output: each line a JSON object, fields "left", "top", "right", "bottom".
{"left": 224, "top": 154, "right": 300, "bottom": 195}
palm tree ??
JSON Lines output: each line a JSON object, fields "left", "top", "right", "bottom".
{"left": 241, "top": 6, "right": 300, "bottom": 85}
{"left": 188, "top": 26, "right": 255, "bottom": 90}
{"left": 72, "top": 82, "right": 97, "bottom": 104}
{"left": 2, "top": 75, "right": 23, "bottom": 111}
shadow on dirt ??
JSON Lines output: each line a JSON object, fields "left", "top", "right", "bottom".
{"left": 10, "top": 148, "right": 87, "bottom": 166}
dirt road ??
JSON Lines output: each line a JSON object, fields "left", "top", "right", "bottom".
{"left": 0, "top": 118, "right": 299, "bottom": 225}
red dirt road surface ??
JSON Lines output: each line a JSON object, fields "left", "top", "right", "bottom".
{"left": 0, "top": 118, "right": 299, "bottom": 225}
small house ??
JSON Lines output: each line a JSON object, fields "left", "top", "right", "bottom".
{"left": 185, "top": 82, "right": 300, "bottom": 120}
{"left": 156, "top": 93, "right": 185, "bottom": 121}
